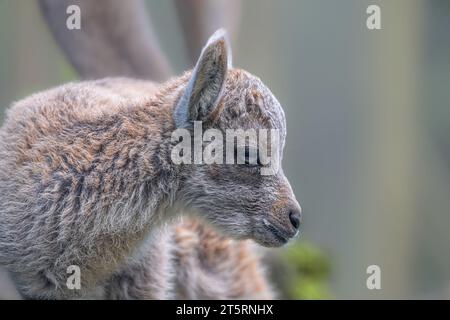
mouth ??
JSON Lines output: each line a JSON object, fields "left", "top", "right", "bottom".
{"left": 262, "top": 219, "right": 290, "bottom": 245}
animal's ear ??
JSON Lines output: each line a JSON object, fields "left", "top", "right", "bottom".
{"left": 174, "top": 29, "right": 231, "bottom": 128}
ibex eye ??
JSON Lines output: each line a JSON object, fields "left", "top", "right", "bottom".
{"left": 244, "top": 146, "right": 261, "bottom": 167}
{"left": 233, "top": 146, "right": 259, "bottom": 166}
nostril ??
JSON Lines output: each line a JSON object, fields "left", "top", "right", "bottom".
{"left": 289, "top": 210, "right": 301, "bottom": 230}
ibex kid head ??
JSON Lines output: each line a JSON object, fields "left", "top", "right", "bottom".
{"left": 172, "top": 30, "right": 302, "bottom": 247}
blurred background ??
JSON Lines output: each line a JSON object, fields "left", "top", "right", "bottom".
{"left": 0, "top": 0, "right": 449, "bottom": 299}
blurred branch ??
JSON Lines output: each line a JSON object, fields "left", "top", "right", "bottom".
{"left": 173, "top": 0, "right": 241, "bottom": 65}
{"left": 39, "top": 0, "right": 172, "bottom": 80}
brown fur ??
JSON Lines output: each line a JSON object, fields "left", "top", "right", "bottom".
{"left": 0, "top": 30, "right": 299, "bottom": 299}
{"left": 34, "top": 0, "right": 280, "bottom": 300}
{"left": 173, "top": 219, "right": 273, "bottom": 299}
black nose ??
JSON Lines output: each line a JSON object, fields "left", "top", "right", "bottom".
{"left": 289, "top": 209, "right": 301, "bottom": 230}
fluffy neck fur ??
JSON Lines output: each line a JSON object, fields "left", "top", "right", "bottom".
{"left": 0, "top": 75, "right": 195, "bottom": 298}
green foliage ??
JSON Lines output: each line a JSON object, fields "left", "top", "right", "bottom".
{"left": 281, "top": 241, "right": 332, "bottom": 300}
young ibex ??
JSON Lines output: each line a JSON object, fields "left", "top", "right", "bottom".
{"left": 0, "top": 1, "right": 301, "bottom": 299}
